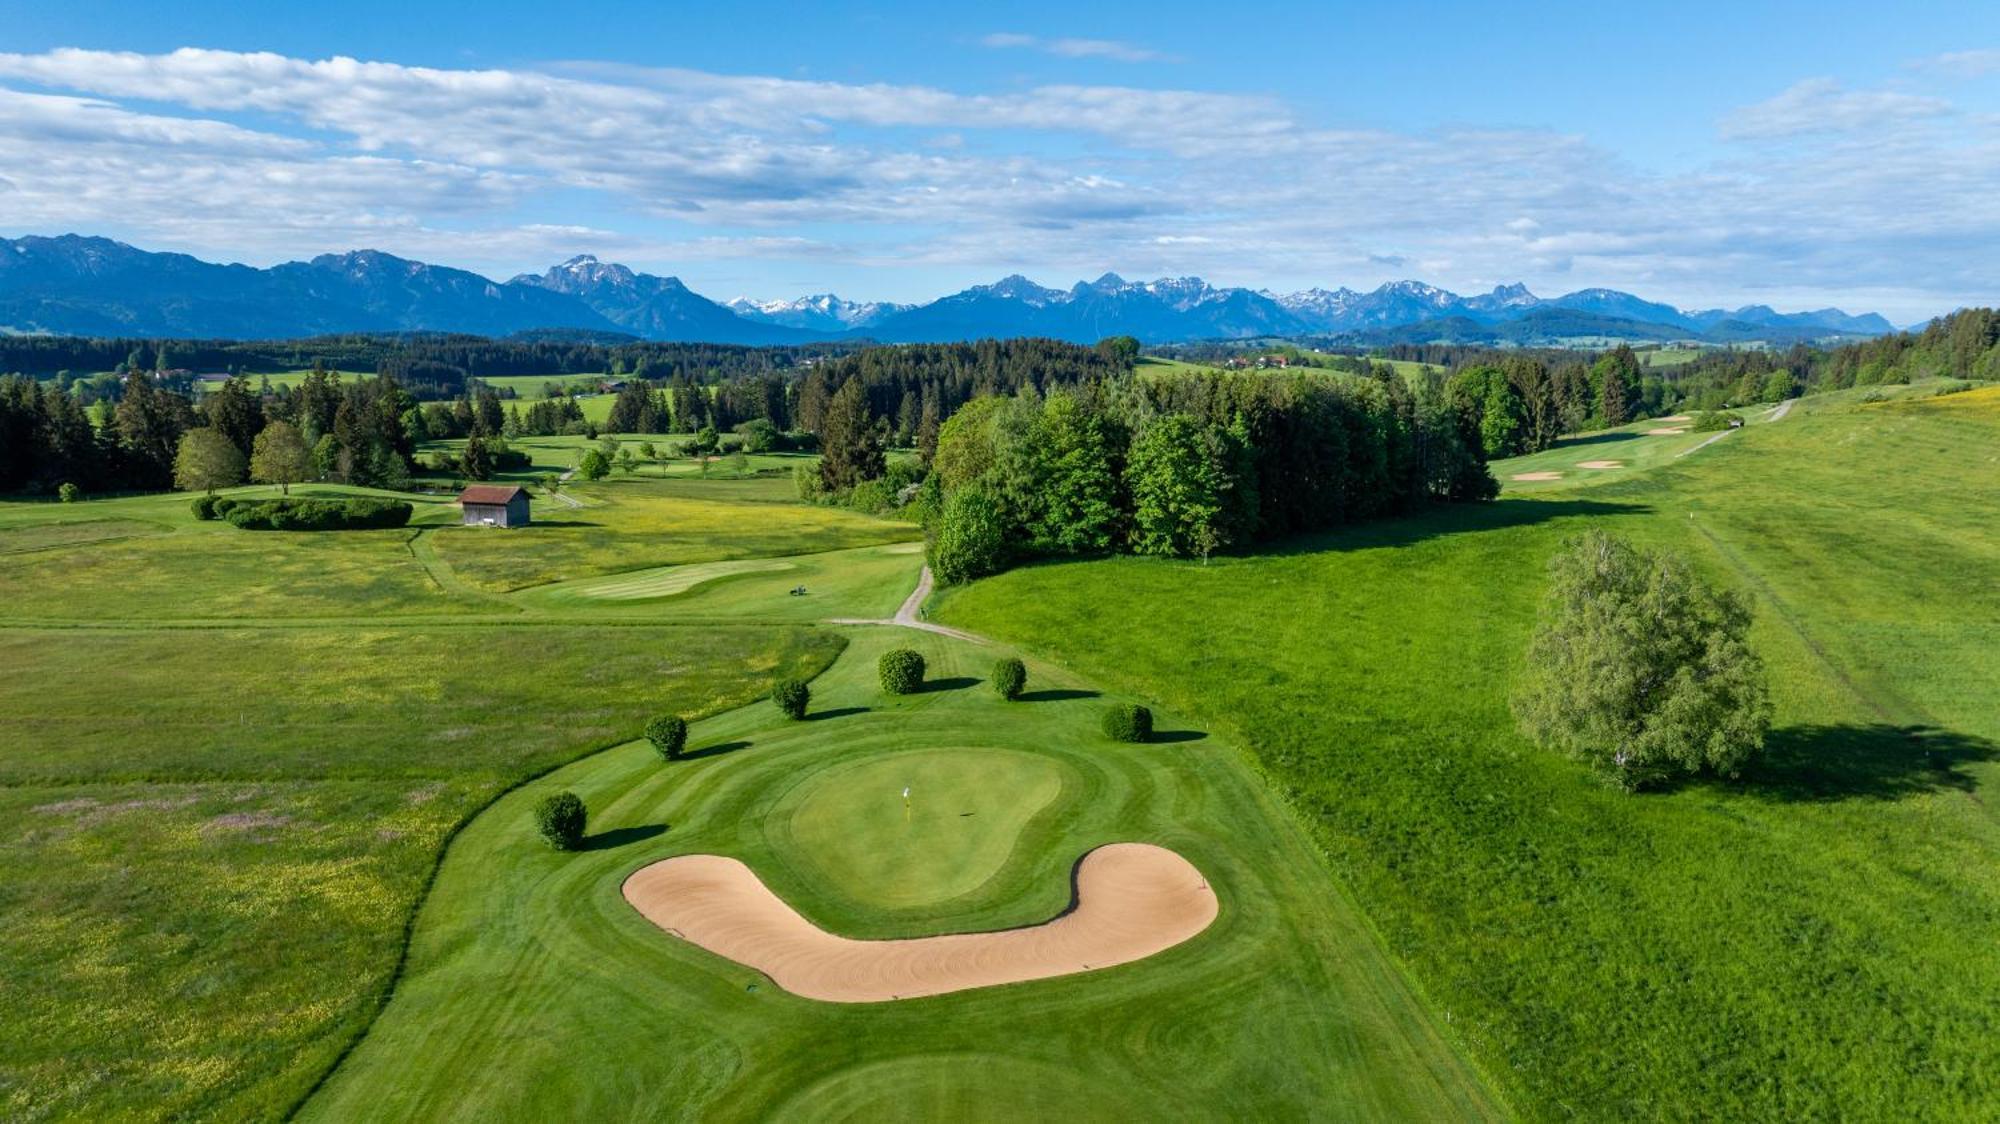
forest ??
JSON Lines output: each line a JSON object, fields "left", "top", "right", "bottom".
{"left": 4, "top": 312, "right": 1995, "bottom": 499}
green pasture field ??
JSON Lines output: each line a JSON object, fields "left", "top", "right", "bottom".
{"left": 936, "top": 382, "right": 2000, "bottom": 1118}
{"left": 0, "top": 473, "right": 913, "bottom": 1120}
{"left": 304, "top": 625, "right": 1499, "bottom": 1122}
{"left": 1637, "top": 347, "right": 1705, "bottom": 368}
{"left": 424, "top": 477, "right": 919, "bottom": 592}
{"left": 418, "top": 433, "right": 811, "bottom": 479}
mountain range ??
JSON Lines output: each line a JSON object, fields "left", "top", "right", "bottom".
{"left": 0, "top": 234, "right": 1899, "bottom": 347}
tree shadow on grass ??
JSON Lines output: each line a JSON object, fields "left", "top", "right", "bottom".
{"left": 1728, "top": 724, "right": 1996, "bottom": 803}
{"left": 920, "top": 676, "right": 981, "bottom": 693}
{"left": 807, "top": 706, "right": 871, "bottom": 722}
{"left": 1147, "top": 729, "right": 1209, "bottom": 744}
{"left": 1016, "top": 688, "right": 1100, "bottom": 703}
{"left": 584, "top": 824, "right": 667, "bottom": 851}
{"left": 517, "top": 518, "right": 600, "bottom": 528}
{"left": 680, "top": 740, "right": 750, "bottom": 761}
{"left": 1550, "top": 430, "right": 1643, "bottom": 449}
{"left": 1253, "top": 497, "right": 1651, "bottom": 561}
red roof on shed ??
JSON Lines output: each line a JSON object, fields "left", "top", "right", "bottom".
{"left": 457, "top": 485, "right": 529, "bottom": 505}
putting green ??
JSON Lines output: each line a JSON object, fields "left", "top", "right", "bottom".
{"left": 783, "top": 748, "right": 1069, "bottom": 909}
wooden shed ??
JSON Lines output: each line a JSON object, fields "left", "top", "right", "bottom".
{"left": 457, "top": 484, "right": 531, "bottom": 527}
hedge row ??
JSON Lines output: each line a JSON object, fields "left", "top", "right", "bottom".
{"left": 194, "top": 495, "right": 413, "bottom": 531}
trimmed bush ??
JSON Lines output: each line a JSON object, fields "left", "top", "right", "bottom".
{"left": 533, "top": 791, "right": 587, "bottom": 850}
{"left": 991, "top": 657, "right": 1027, "bottom": 700}
{"left": 191, "top": 494, "right": 222, "bottom": 520}
{"left": 1102, "top": 703, "right": 1154, "bottom": 743}
{"left": 879, "top": 648, "right": 926, "bottom": 695}
{"left": 220, "top": 496, "right": 413, "bottom": 531}
{"left": 645, "top": 715, "right": 688, "bottom": 761}
{"left": 57, "top": 482, "right": 79, "bottom": 503}
{"left": 772, "top": 678, "right": 810, "bottom": 720}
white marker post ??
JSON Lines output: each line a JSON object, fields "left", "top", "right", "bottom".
{"left": 902, "top": 785, "right": 911, "bottom": 823}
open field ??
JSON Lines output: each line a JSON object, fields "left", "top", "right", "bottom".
{"left": 303, "top": 624, "right": 1499, "bottom": 1121}
{"left": 1491, "top": 408, "right": 1755, "bottom": 491}
{"left": 936, "top": 383, "right": 2000, "bottom": 1117}
{"left": 8, "top": 369, "right": 1996, "bottom": 1120}
{"left": 0, "top": 476, "right": 886, "bottom": 1120}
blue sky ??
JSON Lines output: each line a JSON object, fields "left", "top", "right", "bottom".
{"left": 5, "top": 1, "right": 1999, "bottom": 319}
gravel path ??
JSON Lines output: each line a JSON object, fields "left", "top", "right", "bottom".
{"left": 830, "top": 565, "right": 986, "bottom": 643}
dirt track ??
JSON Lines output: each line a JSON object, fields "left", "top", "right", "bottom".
{"left": 623, "top": 842, "right": 1219, "bottom": 1002}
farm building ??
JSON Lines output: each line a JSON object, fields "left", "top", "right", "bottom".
{"left": 457, "top": 484, "right": 531, "bottom": 527}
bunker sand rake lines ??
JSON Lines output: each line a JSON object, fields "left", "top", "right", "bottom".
{"left": 623, "top": 843, "right": 1219, "bottom": 1002}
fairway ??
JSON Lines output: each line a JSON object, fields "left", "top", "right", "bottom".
{"left": 938, "top": 382, "right": 2000, "bottom": 1118}
{"left": 303, "top": 624, "right": 1501, "bottom": 1121}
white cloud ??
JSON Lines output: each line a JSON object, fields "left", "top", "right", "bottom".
{"left": 0, "top": 47, "right": 1992, "bottom": 317}
{"left": 1720, "top": 78, "right": 1953, "bottom": 140}
{"left": 979, "top": 32, "right": 1174, "bottom": 64}
{"left": 1913, "top": 49, "right": 2000, "bottom": 79}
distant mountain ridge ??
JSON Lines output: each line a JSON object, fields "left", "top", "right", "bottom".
{"left": 0, "top": 234, "right": 1897, "bottom": 346}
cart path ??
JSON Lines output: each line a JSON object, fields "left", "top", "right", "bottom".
{"left": 829, "top": 565, "right": 986, "bottom": 643}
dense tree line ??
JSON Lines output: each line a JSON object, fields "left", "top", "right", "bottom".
{"left": 0, "top": 332, "right": 852, "bottom": 398}
{"left": 901, "top": 365, "right": 1495, "bottom": 580}
{"left": 795, "top": 338, "right": 1131, "bottom": 450}
{"left": 0, "top": 365, "right": 421, "bottom": 494}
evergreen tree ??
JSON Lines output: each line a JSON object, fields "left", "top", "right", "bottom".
{"left": 817, "top": 377, "right": 884, "bottom": 492}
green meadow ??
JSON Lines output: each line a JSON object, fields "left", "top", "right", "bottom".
{"left": 303, "top": 625, "right": 1498, "bottom": 1122}
{"left": 937, "top": 383, "right": 2000, "bottom": 1118}
{"left": 4, "top": 376, "right": 1995, "bottom": 1121}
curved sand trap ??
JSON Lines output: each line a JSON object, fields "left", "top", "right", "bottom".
{"left": 1659, "top": 414, "right": 1693, "bottom": 422}
{"left": 1577, "top": 460, "right": 1624, "bottom": 469}
{"left": 1645, "top": 427, "right": 1687, "bottom": 435}
{"left": 1511, "top": 471, "right": 1563, "bottom": 482}
{"left": 623, "top": 842, "right": 1218, "bottom": 1002}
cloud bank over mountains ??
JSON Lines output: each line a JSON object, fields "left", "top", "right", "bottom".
{"left": 0, "top": 45, "right": 1993, "bottom": 321}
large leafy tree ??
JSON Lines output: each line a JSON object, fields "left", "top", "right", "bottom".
{"left": 173, "top": 428, "right": 246, "bottom": 494}
{"left": 1512, "top": 531, "right": 1772, "bottom": 790}
{"left": 1125, "top": 414, "right": 1240, "bottom": 560}
{"left": 928, "top": 485, "right": 1006, "bottom": 584}
{"left": 249, "top": 420, "right": 313, "bottom": 494}
{"left": 1028, "top": 391, "right": 1123, "bottom": 553}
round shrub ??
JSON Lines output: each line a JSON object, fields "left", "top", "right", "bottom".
{"left": 991, "top": 657, "right": 1027, "bottom": 700}
{"left": 533, "top": 791, "right": 587, "bottom": 850}
{"left": 191, "top": 494, "right": 221, "bottom": 520}
{"left": 645, "top": 715, "right": 688, "bottom": 761}
{"left": 772, "top": 678, "right": 810, "bottom": 720}
{"left": 1102, "top": 703, "right": 1154, "bottom": 743}
{"left": 57, "top": 482, "right": 80, "bottom": 504}
{"left": 879, "top": 648, "right": 926, "bottom": 695}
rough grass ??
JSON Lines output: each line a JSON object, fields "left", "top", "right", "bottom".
{"left": 428, "top": 480, "right": 919, "bottom": 592}
{"left": 303, "top": 627, "right": 1501, "bottom": 1122}
{"left": 935, "top": 385, "right": 2000, "bottom": 1118}
{"left": 0, "top": 474, "right": 920, "bottom": 1121}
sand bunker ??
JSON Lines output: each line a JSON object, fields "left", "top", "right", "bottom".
{"left": 1645, "top": 427, "right": 1688, "bottom": 435}
{"left": 623, "top": 842, "right": 1218, "bottom": 1002}
{"left": 1511, "top": 471, "right": 1563, "bottom": 481}
{"left": 1577, "top": 460, "right": 1624, "bottom": 469}
{"left": 1659, "top": 414, "right": 1693, "bottom": 422}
